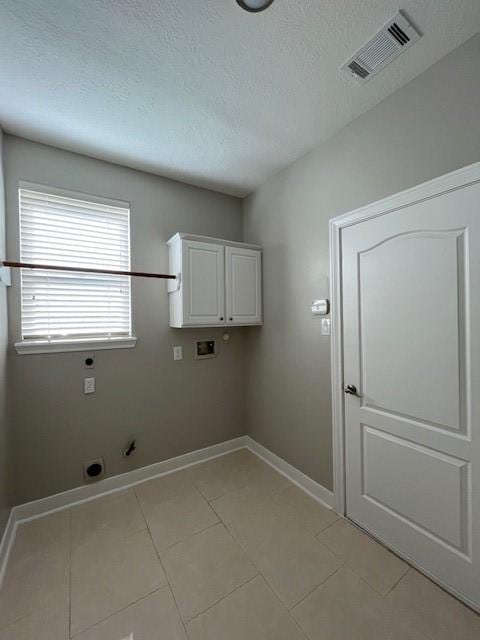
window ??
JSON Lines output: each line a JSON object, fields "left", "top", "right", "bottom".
{"left": 17, "top": 186, "right": 135, "bottom": 353}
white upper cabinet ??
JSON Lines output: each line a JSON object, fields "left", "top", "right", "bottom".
{"left": 167, "top": 233, "right": 262, "bottom": 328}
{"left": 226, "top": 246, "right": 262, "bottom": 325}
{"left": 183, "top": 239, "right": 225, "bottom": 326}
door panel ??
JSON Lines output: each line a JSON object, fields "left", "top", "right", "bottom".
{"left": 361, "top": 425, "right": 468, "bottom": 551}
{"left": 342, "top": 181, "right": 480, "bottom": 607}
{"left": 226, "top": 247, "right": 262, "bottom": 325}
{"left": 183, "top": 240, "right": 225, "bottom": 325}
{"left": 359, "top": 231, "right": 466, "bottom": 432}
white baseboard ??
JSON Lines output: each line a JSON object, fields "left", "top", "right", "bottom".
{"left": 5, "top": 435, "right": 476, "bottom": 612}
{"left": 245, "top": 436, "right": 335, "bottom": 510}
{"left": 14, "top": 436, "right": 248, "bottom": 523}
{"left": 0, "top": 436, "right": 247, "bottom": 586}
{"left": 1, "top": 434, "right": 336, "bottom": 587}
{"left": 0, "top": 509, "right": 17, "bottom": 588}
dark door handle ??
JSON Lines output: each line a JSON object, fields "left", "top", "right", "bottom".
{"left": 345, "top": 384, "right": 361, "bottom": 398}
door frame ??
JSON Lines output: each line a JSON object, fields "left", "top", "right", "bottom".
{"left": 329, "top": 161, "right": 480, "bottom": 517}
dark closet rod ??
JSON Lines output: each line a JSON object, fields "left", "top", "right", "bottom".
{"left": 2, "top": 261, "right": 176, "bottom": 280}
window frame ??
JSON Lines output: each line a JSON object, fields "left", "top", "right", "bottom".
{"left": 14, "top": 182, "right": 137, "bottom": 355}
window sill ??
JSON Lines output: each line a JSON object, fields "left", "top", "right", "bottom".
{"left": 14, "top": 336, "right": 137, "bottom": 355}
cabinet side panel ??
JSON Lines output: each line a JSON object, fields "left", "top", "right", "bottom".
{"left": 168, "top": 239, "right": 183, "bottom": 327}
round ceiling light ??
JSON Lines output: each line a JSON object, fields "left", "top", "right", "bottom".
{"left": 236, "top": 0, "right": 275, "bottom": 13}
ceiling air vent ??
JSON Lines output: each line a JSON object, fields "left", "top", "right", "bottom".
{"left": 342, "top": 12, "right": 421, "bottom": 83}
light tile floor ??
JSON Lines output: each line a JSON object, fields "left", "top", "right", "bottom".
{"left": 1, "top": 449, "right": 479, "bottom": 639}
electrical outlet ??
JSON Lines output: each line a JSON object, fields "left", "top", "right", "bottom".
{"left": 84, "top": 377, "right": 95, "bottom": 394}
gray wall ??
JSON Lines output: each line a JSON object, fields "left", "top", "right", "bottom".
{"left": 243, "top": 35, "right": 480, "bottom": 491}
{"left": 4, "top": 136, "right": 245, "bottom": 504}
{"left": 4, "top": 35, "right": 480, "bottom": 507}
{"left": 0, "top": 129, "right": 10, "bottom": 534}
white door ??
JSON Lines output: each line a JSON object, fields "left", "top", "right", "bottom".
{"left": 226, "top": 246, "right": 262, "bottom": 325}
{"left": 341, "top": 178, "right": 480, "bottom": 607}
{"left": 183, "top": 240, "right": 225, "bottom": 325}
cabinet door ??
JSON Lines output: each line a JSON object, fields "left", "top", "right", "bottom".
{"left": 226, "top": 247, "right": 262, "bottom": 325}
{"left": 183, "top": 240, "right": 225, "bottom": 325}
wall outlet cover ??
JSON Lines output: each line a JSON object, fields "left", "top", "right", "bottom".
{"left": 84, "top": 377, "right": 95, "bottom": 394}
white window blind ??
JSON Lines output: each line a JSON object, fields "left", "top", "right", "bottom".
{"left": 19, "top": 188, "right": 132, "bottom": 341}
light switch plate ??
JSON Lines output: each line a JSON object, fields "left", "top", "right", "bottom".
{"left": 321, "top": 318, "right": 331, "bottom": 336}
{"left": 173, "top": 346, "right": 183, "bottom": 361}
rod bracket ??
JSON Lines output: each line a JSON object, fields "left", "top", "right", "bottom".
{"left": 167, "top": 273, "right": 181, "bottom": 293}
{"left": 0, "top": 266, "right": 11, "bottom": 287}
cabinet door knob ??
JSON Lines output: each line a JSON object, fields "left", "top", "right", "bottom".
{"left": 220, "top": 317, "right": 224, "bottom": 321}
{"left": 229, "top": 317, "right": 233, "bottom": 321}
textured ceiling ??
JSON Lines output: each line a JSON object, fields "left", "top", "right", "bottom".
{"left": 0, "top": 1, "right": 479, "bottom": 196}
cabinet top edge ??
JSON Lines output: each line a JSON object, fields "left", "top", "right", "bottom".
{"left": 166, "top": 232, "right": 262, "bottom": 250}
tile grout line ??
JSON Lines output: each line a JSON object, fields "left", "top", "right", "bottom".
{"left": 0, "top": 515, "right": 73, "bottom": 635}
{"left": 208, "top": 482, "right": 345, "bottom": 617}
{"left": 252, "top": 574, "right": 310, "bottom": 640}
{"left": 132, "top": 469, "right": 269, "bottom": 630}
{"left": 130, "top": 464, "right": 276, "bottom": 629}
{"left": 315, "top": 537, "right": 409, "bottom": 601}
{"left": 181, "top": 567, "right": 261, "bottom": 627}
{"left": 132, "top": 486, "right": 190, "bottom": 638}
{"left": 69, "top": 586, "right": 169, "bottom": 639}
{"left": 342, "top": 515, "right": 480, "bottom": 615}
{"left": 71, "top": 490, "right": 188, "bottom": 638}
{"left": 171, "top": 520, "right": 261, "bottom": 625}
{"left": 6, "top": 453, "right": 480, "bottom": 638}
{"left": 289, "top": 567, "right": 343, "bottom": 613}
{"left": 208, "top": 496, "right": 305, "bottom": 616}
{"left": 3, "top": 508, "right": 255, "bottom": 638}
{"left": 160, "top": 512, "right": 311, "bottom": 640}
{"left": 184, "top": 573, "right": 260, "bottom": 626}
{"left": 317, "top": 515, "right": 342, "bottom": 537}
{"left": 0, "top": 448, "right": 251, "bottom": 633}
{"left": 317, "top": 518, "right": 415, "bottom": 599}
{"left": 132, "top": 477, "right": 262, "bottom": 633}
{"left": 205, "top": 477, "right": 286, "bottom": 505}
{"left": 165, "top": 582, "right": 190, "bottom": 639}
{"left": 133, "top": 475, "right": 221, "bottom": 553}
{"left": 203, "top": 456, "right": 294, "bottom": 506}
{"left": 160, "top": 519, "right": 221, "bottom": 554}
{"left": 246, "top": 539, "right": 339, "bottom": 618}
{"left": 210, "top": 464, "right": 276, "bottom": 606}
{"left": 0, "top": 613, "right": 31, "bottom": 635}
{"left": 384, "top": 564, "right": 411, "bottom": 597}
